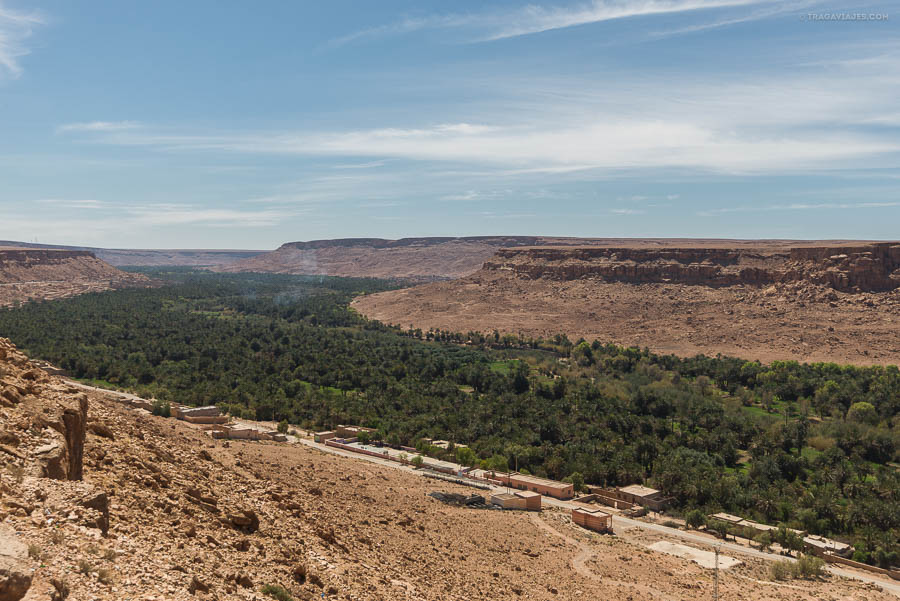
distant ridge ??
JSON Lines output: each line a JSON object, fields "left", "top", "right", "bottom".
{"left": 213, "top": 236, "right": 888, "bottom": 280}
{"left": 0, "top": 241, "right": 267, "bottom": 267}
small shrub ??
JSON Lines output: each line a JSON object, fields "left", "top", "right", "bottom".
{"left": 277, "top": 420, "right": 289, "bottom": 434}
{"left": 102, "top": 548, "right": 117, "bottom": 561}
{"left": 795, "top": 554, "right": 825, "bottom": 578}
{"left": 85, "top": 544, "right": 99, "bottom": 555}
{"left": 27, "top": 543, "right": 42, "bottom": 560}
{"left": 769, "top": 554, "right": 825, "bottom": 581}
{"left": 662, "top": 520, "right": 681, "bottom": 529}
{"left": 261, "top": 584, "right": 294, "bottom": 601}
{"left": 151, "top": 399, "right": 171, "bottom": 418}
{"left": 770, "top": 559, "right": 792, "bottom": 581}
{"left": 807, "top": 435, "right": 835, "bottom": 452}
{"left": 77, "top": 559, "right": 92, "bottom": 575}
{"left": 50, "top": 529, "right": 65, "bottom": 545}
{"left": 97, "top": 568, "right": 114, "bottom": 585}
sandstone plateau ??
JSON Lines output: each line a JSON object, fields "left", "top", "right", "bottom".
{"left": 0, "top": 338, "right": 893, "bottom": 600}
{"left": 0, "top": 248, "right": 150, "bottom": 307}
{"left": 353, "top": 241, "right": 900, "bottom": 366}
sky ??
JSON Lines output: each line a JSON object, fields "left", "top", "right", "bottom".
{"left": 0, "top": 0, "right": 898, "bottom": 249}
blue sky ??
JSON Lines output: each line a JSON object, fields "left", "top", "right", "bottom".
{"left": 1, "top": 0, "right": 898, "bottom": 249}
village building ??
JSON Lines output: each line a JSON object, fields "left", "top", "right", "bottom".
{"left": 492, "top": 472, "right": 574, "bottom": 499}
{"left": 572, "top": 507, "right": 612, "bottom": 533}
{"left": 603, "top": 484, "right": 668, "bottom": 511}
{"left": 177, "top": 405, "right": 229, "bottom": 424}
{"left": 314, "top": 430, "right": 337, "bottom": 443}
{"left": 490, "top": 490, "right": 542, "bottom": 511}
{"left": 335, "top": 424, "right": 376, "bottom": 438}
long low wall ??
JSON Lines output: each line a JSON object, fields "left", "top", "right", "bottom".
{"left": 577, "top": 492, "right": 636, "bottom": 510}
{"left": 816, "top": 551, "right": 900, "bottom": 580}
{"left": 326, "top": 439, "right": 394, "bottom": 460}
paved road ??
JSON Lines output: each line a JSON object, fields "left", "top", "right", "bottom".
{"left": 75, "top": 381, "right": 899, "bottom": 597}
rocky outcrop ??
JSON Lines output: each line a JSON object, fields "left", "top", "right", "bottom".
{"left": 0, "top": 339, "right": 87, "bottom": 480}
{"left": 483, "top": 243, "right": 900, "bottom": 292}
{"left": 0, "top": 527, "right": 32, "bottom": 601}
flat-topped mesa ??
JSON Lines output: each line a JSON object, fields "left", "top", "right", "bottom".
{"left": 483, "top": 243, "right": 900, "bottom": 292}
{"left": 279, "top": 236, "right": 544, "bottom": 251}
{"left": 0, "top": 248, "right": 96, "bottom": 265}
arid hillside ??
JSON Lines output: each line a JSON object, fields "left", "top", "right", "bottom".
{"left": 354, "top": 241, "right": 900, "bottom": 365}
{"left": 0, "top": 338, "right": 892, "bottom": 601}
{"left": 0, "top": 248, "right": 150, "bottom": 306}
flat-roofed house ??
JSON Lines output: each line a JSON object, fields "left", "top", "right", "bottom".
{"left": 803, "top": 534, "right": 852, "bottom": 557}
{"left": 572, "top": 508, "right": 612, "bottom": 533}
{"left": 314, "top": 431, "right": 336, "bottom": 443}
{"left": 616, "top": 484, "right": 668, "bottom": 511}
{"left": 492, "top": 473, "right": 574, "bottom": 499}
{"left": 335, "top": 425, "right": 376, "bottom": 438}
{"left": 490, "top": 490, "right": 542, "bottom": 511}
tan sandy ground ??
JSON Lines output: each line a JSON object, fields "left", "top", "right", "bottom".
{"left": 353, "top": 272, "right": 900, "bottom": 365}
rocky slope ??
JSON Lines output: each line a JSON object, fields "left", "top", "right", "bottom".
{"left": 354, "top": 242, "right": 900, "bottom": 365}
{"left": 0, "top": 338, "right": 892, "bottom": 600}
{"left": 0, "top": 248, "right": 149, "bottom": 306}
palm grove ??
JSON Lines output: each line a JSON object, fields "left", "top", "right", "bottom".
{"left": 1, "top": 269, "right": 897, "bottom": 567}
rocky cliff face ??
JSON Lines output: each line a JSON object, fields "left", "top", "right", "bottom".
{"left": 483, "top": 243, "right": 900, "bottom": 292}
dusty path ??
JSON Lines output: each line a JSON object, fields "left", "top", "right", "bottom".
{"left": 529, "top": 512, "right": 673, "bottom": 599}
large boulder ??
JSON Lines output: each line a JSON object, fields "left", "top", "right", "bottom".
{"left": 30, "top": 394, "right": 87, "bottom": 481}
{"left": 0, "top": 527, "right": 32, "bottom": 601}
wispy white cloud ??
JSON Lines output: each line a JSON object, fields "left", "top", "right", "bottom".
{"left": 126, "top": 205, "right": 298, "bottom": 227}
{"left": 76, "top": 118, "right": 898, "bottom": 175}
{"left": 331, "top": 160, "right": 387, "bottom": 170}
{"left": 55, "top": 48, "right": 900, "bottom": 176}
{"left": 479, "top": 0, "right": 775, "bottom": 41}
{"left": 647, "top": 0, "right": 814, "bottom": 39}
{"left": 35, "top": 198, "right": 106, "bottom": 210}
{"left": 611, "top": 207, "right": 647, "bottom": 215}
{"left": 698, "top": 201, "right": 900, "bottom": 216}
{"left": 57, "top": 121, "right": 141, "bottom": 133}
{"left": 0, "top": 3, "right": 43, "bottom": 78}
{"left": 329, "top": 0, "right": 781, "bottom": 46}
